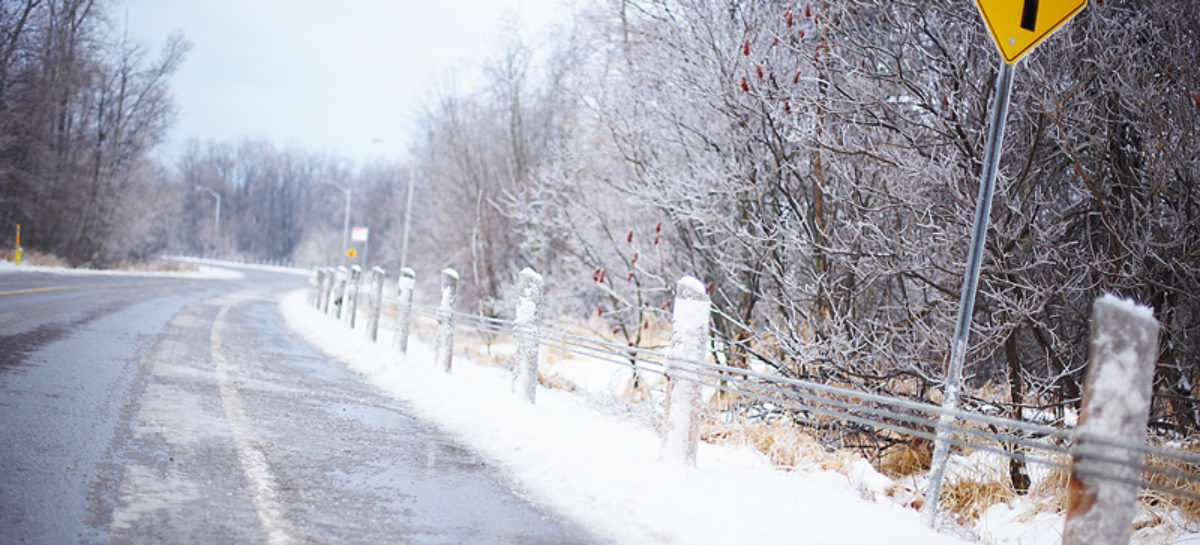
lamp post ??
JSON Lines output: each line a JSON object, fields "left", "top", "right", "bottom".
{"left": 322, "top": 181, "right": 352, "bottom": 260}
{"left": 195, "top": 185, "right": 221, "bottom": 245}
{"left": 400, "top": 167, "right": 415, "bottom": 268}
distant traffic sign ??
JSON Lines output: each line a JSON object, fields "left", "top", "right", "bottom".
{"left": 975, "top": 0, "right": 1087, "bottom": 64}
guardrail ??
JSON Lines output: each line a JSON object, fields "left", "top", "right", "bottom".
{"left": 307, "top": 265, "right": 1200, "bottom": 542}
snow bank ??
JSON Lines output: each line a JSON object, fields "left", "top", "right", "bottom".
{"left": 279, "top": 290, "right": 968, "bottom": 545}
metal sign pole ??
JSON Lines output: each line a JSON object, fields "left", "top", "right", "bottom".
{"left": 923, "top": 59, "right": 1017, "bottom": 524}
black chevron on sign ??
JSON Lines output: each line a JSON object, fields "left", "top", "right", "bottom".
{"left": 1021, "top": 0, "right": 1039, "bottom": 31}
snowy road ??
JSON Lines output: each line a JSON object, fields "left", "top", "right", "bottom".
{"left": 0, "top": 265, "right": 595, "bottom": 543}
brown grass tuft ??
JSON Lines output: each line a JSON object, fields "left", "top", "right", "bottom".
{"left": 1141, "top": 439, "right": 1200, "bottom": 525}
{"left": 940, "top": 472, "right": 1015, "bottom": 525}
{"left": 702, "top": 416, "right": 858, "bottom": 472}
{"left": 879, "top": 438, "right": 932, "bottom": 478}
{"left": 1025, "top": 455, "right": 1070, "bottom": 517}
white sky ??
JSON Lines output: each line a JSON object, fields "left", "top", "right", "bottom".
{"left": 119, "top": 0, "right": 571, "bottom": 169}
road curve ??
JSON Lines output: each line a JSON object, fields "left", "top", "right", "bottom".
{"left": 0, "top": 264, "right": 597, "bottom": 544}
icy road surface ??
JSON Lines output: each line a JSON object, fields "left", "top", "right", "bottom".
{"left": 0, "top": 263, "right": 595, "bottom": 544}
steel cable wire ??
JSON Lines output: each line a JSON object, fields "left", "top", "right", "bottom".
{"left": 381, "top": 296, "right": 1200, "bottom": 495}
{"left": 427, "top": 305, "right": 1200, "bottom": 470}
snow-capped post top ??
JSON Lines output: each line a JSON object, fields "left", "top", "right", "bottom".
{"left": 440, "top": 268, "right": 458, "bottom": 309}
{"left": 1064, "top": 294, "right": 1159, "bottom": 545}
{"left": 399, "top": 266, "right": 415, "bottom": 287}
{"left": 675, "top": 276, "right": 708, "bottom": 302}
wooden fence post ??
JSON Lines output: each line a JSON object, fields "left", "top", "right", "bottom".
{"left": 367, "top": 266, "right": 385, "bottom": 342}
{"left": 395, "top": 267, "right": 415, "bottom": 356}
{"left": 1063, "top": 295, "right": 1160, "bottom": 545}
{"left": 512, "top": 268, "right": 544, "bottom": 404}
{"left": 435, "top": 268, "right": 458, "bottom": 373}
{"left": 662, "top": 276, "right": 710, "bottom": 466}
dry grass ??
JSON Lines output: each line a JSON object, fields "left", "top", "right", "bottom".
{"left": 879, "top": 438, "right": 932, "bottom": 478}
{"left": 1141, "top": 439, "right": 1200, "bottom": 525}
{"left": 940, "top": 470, "right": 1016, "bottom": 525}
{"left": 1024, "top": 455, "right": 1070, "bottom": 518}
{"left": 1, "top": 248, "right": 69, "bottom": 267}
{"left": 701, "top": 415, "right": 858, "bottom": 473}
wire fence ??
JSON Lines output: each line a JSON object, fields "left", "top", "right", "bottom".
{"left": 315, "top": 269, "right": 1200, "bottom": 509}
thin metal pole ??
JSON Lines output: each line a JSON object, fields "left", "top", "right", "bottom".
{"left": 923, "top": 59, "right": 1016, "bottom": 524}
{"left": 342, "top": 187, "right": 352, "bottom": 259}
{"left": 400, "top": 167, "right": 415, "bottom": 269}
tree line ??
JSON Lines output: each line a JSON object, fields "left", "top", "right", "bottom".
{"left": 409, "top": 0, "right": 1200, "bottom": 439}
{"left": 0, "top": 0, "right": 186, "bottom": 265}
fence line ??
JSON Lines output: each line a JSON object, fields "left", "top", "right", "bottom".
{"left": 308, "top": 266, "right": 1200, "bottom": 529}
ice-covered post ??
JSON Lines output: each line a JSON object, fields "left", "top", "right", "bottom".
{"left": 308, "top": 270, "right": 320, "bottom": 306}
{"left": 367, "top": 266, "right": 386, "bottom": 342}
{"left": 322, "top": 267, "right": 335, "bottom": 313}
{"left": 512, "top": 268, "right": 544, "bottom": 404}
{"left": 333, "top": 266, "right": 349, "bottom": 318}
{"left": 1063, "top": 295, "right": 1160, "bottom": 545}
{"left": 662, "top": 276, "right": 710, "bottom": 466}
{"left": 434, "top": 268, "right": 458, "bottom": 373}
{"left": 319, "top": 268, "right": 330, "bottom": 313}
{"left": 394, "top": 267, "right": 416, "bottom": 356}
{"left": 346, "top": 265, "right": 362, "bottom": 328}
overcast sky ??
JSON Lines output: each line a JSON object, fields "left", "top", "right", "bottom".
{"left": 119, "top": 0, "right": 570, "bottom": 169}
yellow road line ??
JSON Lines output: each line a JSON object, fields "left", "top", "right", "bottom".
{"left": 0, "top": 280, "right": 179, "bottom": 297}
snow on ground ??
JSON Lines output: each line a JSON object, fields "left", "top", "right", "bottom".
{"left": 0, "top": 258, "right": 243, "bottom": 279}
{"left": 166, "top": 255, "right": 311, "bottom": 276}
{"left": 280, "top": 289, "right": 972, "bottom": 545}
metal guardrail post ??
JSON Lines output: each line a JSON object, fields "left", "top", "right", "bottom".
{"left": 367, "top": 266, "right": 385, "bottom": 342}
{"left": 435, "top": 268, "right": 458, "bottom": 373}
{"left": 347, "top": 265, "right": 362, "bottom": 328}
{"left": 1063, "top": 295, "right": 1160, "bottom": 545}
{"left": 512, "top": 268, "right": 544, "bottom": 404}
{"left": 395, "top": 267, "right": 416, "bottom": 356}
{"left": 662, "top": 276, "right": 710, "bottom": 466}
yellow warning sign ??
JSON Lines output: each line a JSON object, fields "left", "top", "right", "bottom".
{"left": 975, "top": 0, "right": 1086, "bottom": 64}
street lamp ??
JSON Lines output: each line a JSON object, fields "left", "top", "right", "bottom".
{"left": 321, "top": 181, "right": 352, "bottom": 259}
{"left": 195, "top": 185, "right": 221, "bottom": 241}
{"left": 400, "top": 167, "right": 415, "bottom": 269}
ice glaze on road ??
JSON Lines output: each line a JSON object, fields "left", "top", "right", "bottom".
{"left": 0, "top": 264, "right": 595, "bottom": 543}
